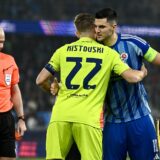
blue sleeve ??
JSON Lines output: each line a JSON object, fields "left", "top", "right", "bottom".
{"left": 129, "top": 36, "right": 150, "bottom": 56}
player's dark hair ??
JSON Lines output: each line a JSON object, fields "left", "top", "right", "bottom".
{"left": 95, "top": 8, "right": 117, "bottom": 23}
{"left": 74, "top": 13, "right": 95, "bottom": 32}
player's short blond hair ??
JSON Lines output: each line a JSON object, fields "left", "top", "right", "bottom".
{"left": 74, "top": 13, "right": 95, "bottom": 33}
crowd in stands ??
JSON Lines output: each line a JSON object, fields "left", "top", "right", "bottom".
{"left": 0, "top": 0, "right": 160, "bottom": 25}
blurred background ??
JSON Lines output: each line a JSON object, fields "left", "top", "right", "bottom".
{"left": 1, "top": 0, "right": 160, "bottom": 158}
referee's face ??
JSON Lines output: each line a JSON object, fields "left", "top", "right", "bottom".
{"left": 95, "top": 18, "right": 115, "bottom": 42}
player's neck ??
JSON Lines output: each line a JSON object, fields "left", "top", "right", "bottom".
{"left": 103, "top": 33, "right": 118, "bottom": 47}
{"left": 79, "top": 32, "right": 95, "bottom": 40}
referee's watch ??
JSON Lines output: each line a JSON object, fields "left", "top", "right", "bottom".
{"left": 18, "top": 115, "right": 25, "bottom": 121}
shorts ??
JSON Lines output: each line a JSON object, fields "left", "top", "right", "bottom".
{"left": 0, "top": 110, "right": 16, "bottom": 157}
{"left": 103, "top": 115, "right": 159, "bottom": 160}
{"left": 66, "top": 142, "right": 80, "bottom": 160}
{"left": 46, "top": 121, "right": 102, "bottom": 160}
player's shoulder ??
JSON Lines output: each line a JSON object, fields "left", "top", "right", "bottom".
{"left": 0, "top": 52, "right": 15, "bottom": 61}
{"left": 120, "top": 33, "right": 148, "bottom": 45}
{"left": 102, "top": 43, "right": 117, "bottom": 53}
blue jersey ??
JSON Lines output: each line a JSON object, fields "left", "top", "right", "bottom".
{"left": 106, "top": 34, "right": 157, "bottom": 123}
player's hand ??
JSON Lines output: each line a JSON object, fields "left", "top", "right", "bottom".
{"left": 17, "top": 119, "right": 27, "bottom": 137}
{"left": 141, "top": 63, "right": 148, "bottom": 77}
{"left": 50, "top": 77, "right": 59, "bottom": 96}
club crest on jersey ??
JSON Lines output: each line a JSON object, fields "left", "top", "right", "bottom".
{"left": 5, "top": 74, "right": 11, "bottom": 85}
{"left": 120, "top": 53, "right": 128, "bottom": 62}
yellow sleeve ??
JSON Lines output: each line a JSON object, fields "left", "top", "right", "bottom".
{"left": 144, "top": 47, "right": 158, "bottom": 62}
{"left": 48, "top": 48, "right": 61, "bottom": 72}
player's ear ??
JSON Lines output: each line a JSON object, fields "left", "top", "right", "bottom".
{"left": 75, "top": 31, "right": 80, "bottom": 38}
{"left": 112, "top": 24, "right": 117, "bottom": 30}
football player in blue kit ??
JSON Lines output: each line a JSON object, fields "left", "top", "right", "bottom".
{"left": 95, "top": 8, "right": 160, "bottom": 160}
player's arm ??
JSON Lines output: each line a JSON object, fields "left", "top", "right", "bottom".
{"left": 120, "top": 68, "right": 146, "bottom": 83}
{"left": 11, "top": 84, "right": 27, "bottom": 136}
{"left": 150, "top": 52, "right": 160, "bottom": 65}
{"left": 141, "top": 63, "right": 148, "bottom": 76}
{"left": 151, "top": 52, "right": 160, "bottom": 65}
{"left": 144, "top": 47, "right": 160, "bottom": 65}
{"left": 112, "top": 50, "right": 147, "bottom": 83}
{"left": 36, "top": 48, "right": 60, "bottom": 92}
{"left": 50, "top": 78, "right": 60, "bottom": 96}
{"left": 36, "top": 67, "right": 54, "bottom": 93}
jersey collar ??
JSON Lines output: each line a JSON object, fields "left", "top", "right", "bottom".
{"left": 79, "top": 37, "right": 95, "bottom": 42}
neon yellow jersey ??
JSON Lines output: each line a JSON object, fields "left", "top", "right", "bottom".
{"left": 48, "top": 37, "right": 129, "bottom": 128}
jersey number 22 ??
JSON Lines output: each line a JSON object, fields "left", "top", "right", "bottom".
{"left": 65, "top": 57, "right": 102, "bottom": 90}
